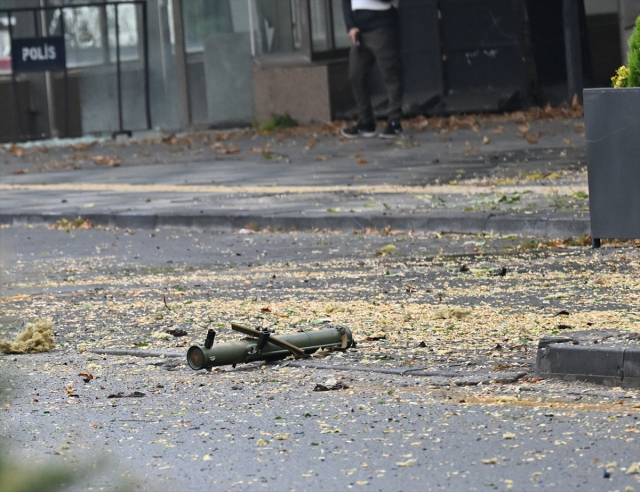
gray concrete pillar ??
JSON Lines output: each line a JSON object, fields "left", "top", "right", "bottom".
{"left": 169, "top": 0, "right": 190, "bottom": 128}
{"left": 564, "top": 0, "right": 584, "bottom": 102}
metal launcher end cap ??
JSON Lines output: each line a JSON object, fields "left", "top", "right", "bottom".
{"left": 187, "top": 345, "right": 206, "bottom": 370}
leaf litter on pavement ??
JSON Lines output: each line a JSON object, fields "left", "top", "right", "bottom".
{"left": 2, "top": 232, "right": 639, "bottom": 361}
{"left": 2, "top": 228, "right": 640, "bottom": 491}
{"left": 2, "top": 231, "right": 639, "bottom": 391}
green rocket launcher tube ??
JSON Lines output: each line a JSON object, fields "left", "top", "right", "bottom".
{"left": 187, "top": 324, "right": 354, "bottom": 370}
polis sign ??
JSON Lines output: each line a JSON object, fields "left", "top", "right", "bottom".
{"left": 11, "top": 37, "right": 66, "bottom": 72}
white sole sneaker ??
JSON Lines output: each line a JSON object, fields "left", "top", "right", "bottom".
{"left": 341, "top": 129, "right": 377, "bottom": 139}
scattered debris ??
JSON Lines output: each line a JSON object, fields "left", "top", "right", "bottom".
{"left": 49, "top": 217, "right": 93, "bottom": 231}
{"left": 626, "top": 462, "right": 640, "bottom": 475}
{"left": 166, "top": 329, "right": 188, "bottom": 337}
{"left": 211, "top": 142, "right": 241, "bottom": 154}
{"left": 106, "top": 391, "right": 146, "bottom": 398}
{"left": 365, "top": 334, "right": 386, "bottom": 341}
{"left": 313, "top": 378, "right": 349, "bottom": 391}
{"left": 90, "top": 155, "right": 122, "bottom": 167}
{"left": 396, "top": 459, "right": 417, "bottom": 467}
{"left": 71, "top": 141, "right": 97, "bottom": 151}
{"left": 554, "top": 310, "right": 571, "bottom": 316}
{"left": 433, "top": 306, "right": 472, "bottom": 320}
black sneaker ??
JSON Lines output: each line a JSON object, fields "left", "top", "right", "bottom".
{"left": 379, "top": 120, "right": 402, "bottom": 139}
{"left": 341, "top": 122, "right": 377, "bottom": 138}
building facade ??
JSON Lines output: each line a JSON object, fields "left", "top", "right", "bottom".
{"left": 0, "top": 0, "right": 637, "bottom": 142}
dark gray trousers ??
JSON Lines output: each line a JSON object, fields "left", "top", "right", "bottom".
{"left": 348, "top": 27, "right": 403, "bottom": 124}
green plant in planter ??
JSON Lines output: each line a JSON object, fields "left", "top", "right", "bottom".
{"left": 612, "top": 15, "right": 640, "bottom": 87}
{"left": 611, "top": 66, "right": 630, "bottom": 88}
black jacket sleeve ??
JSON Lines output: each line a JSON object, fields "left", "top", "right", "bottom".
{"left": 342, "top": 0, "right": 355, "bottom": 32}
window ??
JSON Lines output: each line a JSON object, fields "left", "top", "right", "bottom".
{"left": 250, "top": 0, "right": 348, "bottom": 62}
{"left": 49, "top": 3, "right": 140, "bottom": 67}
{"left": 0, "top": 14, "right": 13, "bottom": 73}
{"left": 182, "top": 0, "right": 234, "bottom": 53}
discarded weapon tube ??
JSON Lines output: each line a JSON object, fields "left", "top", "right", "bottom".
{"left": 186, "top": 323, "right": 354, "bottom": 370}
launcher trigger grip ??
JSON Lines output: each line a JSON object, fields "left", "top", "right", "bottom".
{"left": 257, "top": 330, "right": 271, "bottom": 352}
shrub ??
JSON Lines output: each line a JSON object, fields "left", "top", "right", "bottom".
{"left": 612, "top": 15, "right": 640, "bottom": 87}
{"left": 628, "top": 15, "right": 640, "bottom": 87}
{"left": 611, "top": 66, "right": 630, "bottom": 87}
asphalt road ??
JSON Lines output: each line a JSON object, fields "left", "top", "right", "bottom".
{"left": 1, "top": 226, "right": 640, "bottom": 492}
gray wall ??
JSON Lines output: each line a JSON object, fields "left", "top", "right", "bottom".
{"left": 203, "top": 32, "right": 254, "bottom": 125}
{"left": 619, "top": 0, "right": 640, "bottom": 62}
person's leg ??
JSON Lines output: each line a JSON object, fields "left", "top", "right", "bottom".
{"left": 364, "top": 27, "right": 403, "bottom": 123}
{"left": 348, "top": 43, "right": 376, "bottom": 125}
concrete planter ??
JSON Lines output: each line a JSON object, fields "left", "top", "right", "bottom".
{"left": 584, "top": 88, "right": 640, "bottom": 247}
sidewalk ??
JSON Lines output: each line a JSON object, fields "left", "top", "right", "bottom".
{"left": 0, "top": 110, "right": 590, "bottom": 237}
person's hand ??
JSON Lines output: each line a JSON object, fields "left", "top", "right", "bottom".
{"left": 348, "top": 28, "right": 360, "bottom": 46}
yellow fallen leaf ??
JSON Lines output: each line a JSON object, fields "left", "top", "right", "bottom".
{"left": 495, "top": 396, "right": 517, "bottom": 403}
{"left": 257, "top": 439, "right": 269, "bottom": 446}
{"left": 203, "top": 454, "right": 213, "bottom": 461}
{"left": 396, "top": 459, "right": 416, "bottom": 467}
{"left": 481, "top": 458, "right": 498, "bottom": 464}
{"left": 626, "top": 462, "right": 640, "bottom": 475}
{"left": 152, "top": 331, "right": 172, "bottom": 340}
{"left": 544, "top": 293, "right": 570, "bottom": 300}
{"left": 276, "top": 433, "right": 290, "bottom": 440}
{"left": 433, "top": 305, "right": 472, "bottom": 320}
{"left": 503, "top": 432, "right": 516, "bottom": 439}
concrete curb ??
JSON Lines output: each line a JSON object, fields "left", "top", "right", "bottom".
{"left": 0, "top": 211, "right": 590, "bottom": 237}
{"left": 535, "top": 337, "right": 640, "bottom": 388}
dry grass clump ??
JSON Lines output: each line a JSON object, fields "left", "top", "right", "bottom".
{"left": 0, "top": 318, "right": 55, "bottom": 354}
